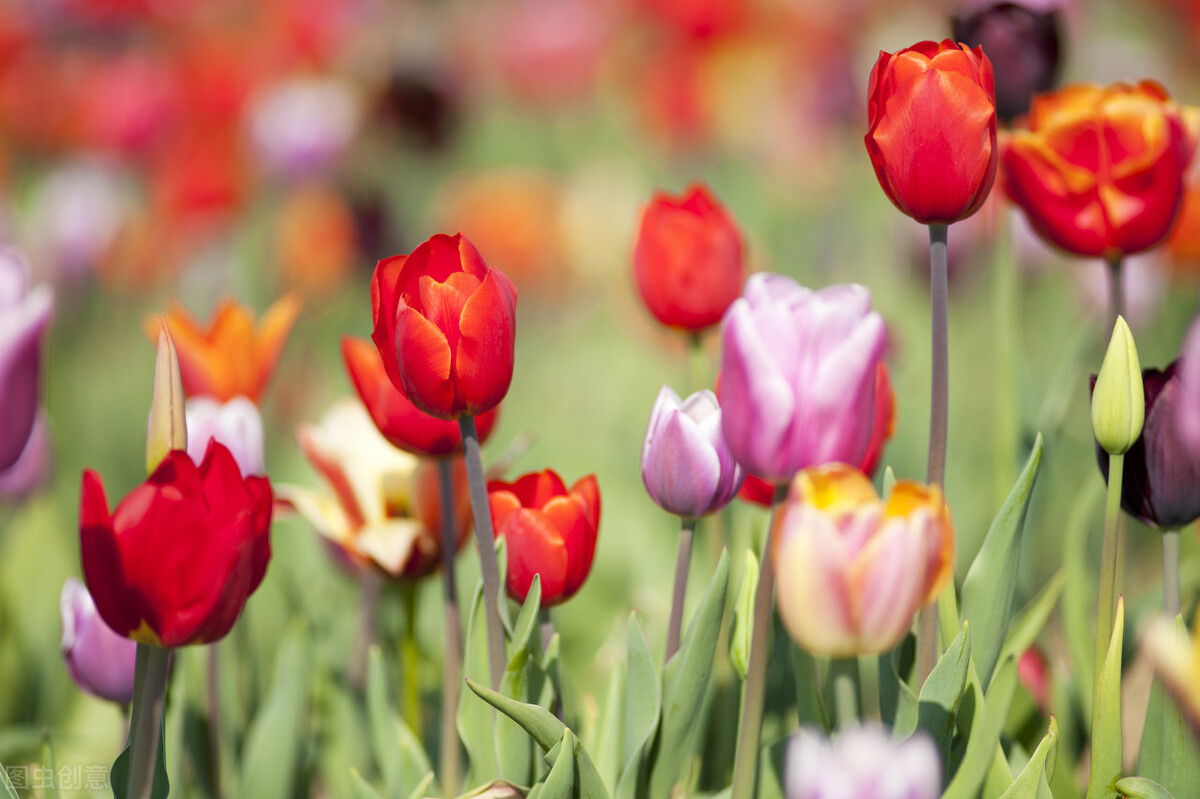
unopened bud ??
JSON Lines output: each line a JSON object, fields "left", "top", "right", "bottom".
{"left": 1092, "top": 317, "right": 1144, "bottom": 455}
{"left": 146, "top": 320, "right": 187, "bottom": 474}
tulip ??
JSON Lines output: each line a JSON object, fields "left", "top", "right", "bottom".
{"left": 642, "top": 386, "right": 743, "bottom": 518}
{"left": 371, "top": 233, "right": 517, "bottom": 421}
{"left": 786, "top": 725, "right": 941, "bottom": 799}
{"left": 772, "top": 464, "right": 954, "bottom": 657}
{"left": 80, "top": 442, "right": 273, "bottom": 647}
{"left": 1178, "top": 316, "right": 1200, "bottom": 450}
{"left": 276, "top": 399, "right": 469, "bottom": 579}
{"left": 0, "top": 248, "right": 54, "bottom": 472}
{"left": 865, "top": 39, "right": 998, "bottom": 225}
{"left": 0, "top": 410, "right": 51, "bottom": 500}
{"left": 1002, "top": 81, "right": 1200, "bottom": 259}
{"left": 60, "top": 577, "right": 138, "bottom": 704}
{"left": 1091, "top": 316, "right": 1144, "bottom": 457}
{"left": 248, "top": 77, "right": 361, "bottom": 180}
{"left": 633, "top": 183, "right": 744, "bottom": 332}
{"left": 719, "top": 274, "right": 887, "bottom": 482}
{"left": 342, "top": 336, "right": 499, "bottom": 458}
{"left": 1142, "top": 612, "right": 1200, "bottom": 736}
{"left": 149, "top": 293, "right": 302, "bottom": 403}
{"left": 952, "top": 1, "right": 1062, "bottom": 123}
{"left": 185, "top": 396, "right": 265, "bottom": 477}
{"left": 487, "top": 470, "right": 600, "bottom": 606}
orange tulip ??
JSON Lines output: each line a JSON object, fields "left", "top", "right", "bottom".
{"left": 1002, "top": 81, "right": 1200, "bottom": 259}
{"left": 146, "top": 293, "right": 301, "bottom": 403}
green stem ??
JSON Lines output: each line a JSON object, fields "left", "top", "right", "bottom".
{"left": 730, "top": 484, "right": 787, "bottom": 799}
{"left": 349, "top": 571, "right": 382, "bottom": 691}
{"left": 206, "top": 644, "right": 223, "bottom": 799}
{"left": 126, "top": 644, "right": 171, "bottom": 799}
{"left": 1163, "top": 529, "right": 1181, "bottom": 619}
{"left": 831, "top": 658, "right": 860, "bottom": 729}
{"left": 666, "top": 517, "right": 697, "bottom": 662}
{"left": 458, "top": 415, "right": 507, "bottom": 690}
{"left": 1093, "top": 453, "right": 1125, "bottom": 715}
{"left": 437, "top": 457, "right": 462, "bottom": 799}
{"left": 1107, "top": 257, "right": 1124, "bottom": 335}
{"left": 400, "top": 582, "right": 423, "bottom": 743}
{"left": 687, "top": 332, "right": 707, "bottom": 394}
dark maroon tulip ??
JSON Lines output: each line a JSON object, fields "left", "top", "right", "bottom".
{"left": 1095, "top": 361, "right": 1200, "bottom": 530}
{"left": 952, "top": 2, "right": 1063, "bottom": 123}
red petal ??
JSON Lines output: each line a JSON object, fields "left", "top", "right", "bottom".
{"left": 501, "top": 508, "right": 568, "bottom": 604}
{"left": 370, "top": 253, "right": 408, "bottom": 392}
{"left": 394, "top": 304, "right": 457, "bottom": 419}
{"left": 455, "top": 267, "right": 517, "bottom": 416}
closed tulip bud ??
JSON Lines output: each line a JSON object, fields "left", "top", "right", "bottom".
{"left": 0, "top": 248, "right": 54, "bottom": 472}
{"left": 1092, "top": 316, "right": 1144, "bottom": 456}
{"left": 60, "top": 577, "right": 138, "bottom": 704}
{"left": 488, "top": 470, "right": 600, "bottom": 607}
{"left": 633, "top": 183, "right": 744, "bottom": 332}
{"left": 186, "top": 396, "right": 265, "bottom": 477}
{"left": 865, "top": 39, "right": 998, "bottom": 224}
{"left": 786, "top": 725, "right": 941, "bottom": 799}
{"left": 642, "top": 386, "right": 744, "bottom": 518}
{"left": 720, "top": 274, "right": 887, "bottom": 482}
{"left": 146, "top": 321, "right": 186, "bottom": 475}
{"left": 371, "top": 233, "right": 517, "bottom": 420}
{"left": 772, "top": 465, "right": 954, "bottom": 657}
{"left": 1003, "top": 81, "right": 1200, "bottom": 259}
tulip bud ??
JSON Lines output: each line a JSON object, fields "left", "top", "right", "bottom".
{"left": 786, "top": 725, "right": 942, "bottom": 799}
{"left": 146, "top": 321, "right": 187, "bottom": 475}
{"left": 60, "top": 577, "right": 138, "bottom": 704}
{"left": 186, "top": 396, "right": 265, "bottom": 477}
{"left": 1092, "top": 317, "right": 1144, "bottom": 456}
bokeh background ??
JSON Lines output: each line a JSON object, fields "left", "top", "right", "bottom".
{"left": 4, "top": 0, "right": 1200, "bottom": 795}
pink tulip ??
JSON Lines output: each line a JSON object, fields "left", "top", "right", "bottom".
{"left": 185, "top": 396, "right": 266, "bottom": 477}
{"left": 0, "top": 248, "right": 54, "bottom": 472}
{"left": 0, "top": 410, "right": 51, "bottom": 500}
{"left": 60, "top": 577, "right": 138, "bottom": 704}
{"left": 719, "top": 274, "right": 886, "bottom": 482}
{"left": 787, "top": 725, "right": 941, "bottom": 799}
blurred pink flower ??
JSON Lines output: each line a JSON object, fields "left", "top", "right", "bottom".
{"left": 185, "top": 396, "right": 265, "bottom": 477}
{"left": 60, "top": 576, "right": 138, "bottom": 704}
{"left": 0, "top": 409, "right": 50, "bottom": 500}
{"left": 0, "top": 247, "right": 53, "bottom": 471}
{"left": 248, "top": 77, "right": 361, "bottom": 179}
{"left": 786, "top": 724, "right": 941, "bottom": 799}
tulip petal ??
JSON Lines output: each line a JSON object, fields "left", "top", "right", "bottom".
{"left": 502, "top": 508, "right": 569, "bottom": 603}
{"left": 853, "top": 519, "right": 928, "bottom": 654}
{"left": 642, "top": 408, "right": 721, "bottom": 518}
{"left": 80, "top": 471, "right": 143, "bottom": 639}
{"left": 371, "top": 253, "right": 409, "bottom": 391}
{"left": 542, "top": 494, "right": 596, "bottom": 598}
{"left": 357, "top": 518, "right": 424, "bottom": 577}
{"left": 773, "top": 505, "right": 857, "bottom": 656}
{"left": 394, "top": 303, "right": 457, "bottom": 419}
{"left": 0, "top": 285, "right": 53, "bottom": 470}
{"left": 455, "top": 267, "right": 517, "bottom": 416}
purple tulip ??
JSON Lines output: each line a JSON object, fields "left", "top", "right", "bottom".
{"left": 642, "top": 386, "right": 744, "bottom": 519}
{"left": 185, "top": 396, "right": 266, "bottom": 477}
{"left": 0, "top": 248, "right": 53, "bottom": 472}
{"left": 0, "top": 409, "right": 51, "bottom": 500}
{"left": 719, "top": 274, "right": 887, "bottom": 481}
{"left": 60, "top": 577, "right": 138, "bottom": 704}
{"left": 1179, "top": 316, "right": 1200, "bottom": 450}
{"left": 787, "top": 725, "right": 941, "bottom": 799}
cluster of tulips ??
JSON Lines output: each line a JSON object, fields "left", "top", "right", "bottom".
{"left": 7, "top": 3, "right": 1200, "bottom": 798}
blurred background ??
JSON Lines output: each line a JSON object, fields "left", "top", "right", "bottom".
{"left": 4, "top": 0, "right": 1200, "bottom": 795}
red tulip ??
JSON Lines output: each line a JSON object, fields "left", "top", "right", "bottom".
{"left": 80, "top": 442, "right": 273, "bottom": 648}
{"left": 341, "top": 336, "right": 499, "bottom": 457}
{"left": 371, "top": 233, "right": 517, "bottom": 420}
{"left": 633, "top": 183, "right": 744, "bottom": 332}
{"left": 487, "top": 470, "right": 599, "bottom": 607}
{"left": 865, "top": 39, "right": 998, "bottom": 225}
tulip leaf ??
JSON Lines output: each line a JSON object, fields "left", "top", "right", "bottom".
{"left": 943, "top": 656, "right": 1016, "bottom": 799}
{"left": 1138, "top": 616, "right": 1200, "bottom": 798}
{"left": 366, "top": 646, "right": 434, "bottom": 799}
{"left": 538, "top": 730, "right": 578, "bottom": 799}
{"left": 238, "top": 626, "right": 310, "bottom": 799}
{"left": 882, "top": 635, "right": 919, "bottom": 739}
{"left": 998, "top": 571, "right": 1066, "bottom": 669}
{"left": 999, "top": 717, "right": 1058, "bottom": 799}
{"left": 0, "top": 762, "right": 17, "bottom": 799}
{"left": 464, "top": 679, "right": 611, "bottom": 799}
{"left": 917, "top": 622, "right": 971, "bottom": 768}
{"left": 591, "top": 662, "right": 625, "bottom": 790}
{"left": 496, "top": 538, "right": 513, "bottom": 635}
{"left": 791, "top": 646, "right": 828, "bottom": 731}
{"left": 539, "top": 632, "right": 561, "bottom": 712}
{"left": 961, "top": 434, "right": 1043, "bottom": 688}
{"left": 497, "top": 576, "right": 545, "bottom": 785}
{"left": 1114, "top": 777, "right": 1175, "bottom": 799}
{"left": 730, "top": 548, "right": 758, "bottom": 681}
{"left": 110, "top": 650, "right": 171, "bottom": 799}
{"left": 38, "top": 732, "right": 59, "bottom": 799}
{"left": 350, "top": 769, "right": 386, "bottom": 799}
{"left": 648, "top": 550, "right": 730, "bottom": 799}
{"left": 1063, "top": 481, "right": 1103, "bottom": 725}
{"left": 404, "top": 773, "right": 435, "bottom": 799}
{"left": 1087, "top": 598, "right": 1125, "bottom": 799}
{"left": 616, "top": 613, "right": 659, "bottom": 799}
{"left": 459, "top": 579, "right": 499, "bottom": 784}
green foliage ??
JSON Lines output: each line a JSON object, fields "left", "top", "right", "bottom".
{"left": 1087, "top": 599, "right": 1124, "bottom": 799}
{"left": 999, "top": 717, "right": 1058, "bottom": 799}
{"left": 1137, "top": 617, "right": 1200, "bottom": 798}
{"left": 917, "top": 623, "right": 971, "bottom": 768}
{"left": 366, "top": 647, "right": 433, "bottom": 799}
{"left": 237, "top": 625, "right": 311, "bottom": 799}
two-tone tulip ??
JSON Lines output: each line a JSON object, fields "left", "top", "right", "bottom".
{"left": 371, "top": 233, "right": 517, "bottom": 420}
{"left": 786, "top": 725, "right": 941, "bottom": 799}
{"left": 488, "top": 470, "right": 600, "bottom": 607}
{"left": 771, "top": 464, "right": 954, "bottom": 656}
{"left": 720, "top": 274, "right": 887, "bottom": 482}
{"left": 60, "top": 577, "right": 138, "bottom": 704}
{"left": 642, "top": 386, "right": 743, "bottom": 518}
{"left": 185, "top": 396, "right": 265, "bottom": 477}
{"left": 0, "top": 248, "right": 54, "bottom": 472}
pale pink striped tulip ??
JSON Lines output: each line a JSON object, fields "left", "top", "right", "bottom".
{"left": 772, "top": 464, "right": 954, "bottom": 657}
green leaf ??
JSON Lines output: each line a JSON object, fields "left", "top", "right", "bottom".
{"left": 350, "top": 769, "right": 387, "bottom": 799}
{"left": 538, "top": 731, "right": 578, "bottom": 799}
{"left": 648, "top": 550, "right": 730, "bottom": 799}
{"left": 0, "top": 761, "right": 17, "bottom": 799}
{"left": 998, "top": 572, "right": 1066, "bottom": 668}
{"left": 497, "top": 538, "right": 513, "bottom": 635}
{"left": 960, "top": 435, "right": 1043, "bottom": 687}
{"left": 459, "top": 579, "right": 499, "bottom": 784}
{"left": 366, "top": 646, "right": 434, "bottom": 799}
{"left": 1137, "top": 617, "right": 1200, "bottom": 798}
{"left": 615, "top": 614, "right": 659, "bottom": 799}
{"left": 791, "top": 647, "right": 827, "bottom": 730}
{"left": 883, "top": 466, "right": 896, "bottom": 498}
{"left": 110, "top": 702, "right": 170, "bottom": 799}
{"left": 882, "top": 636, "right": 919, "bottom": 739}
{"left": 943, "top": 656, "right": 1017, "bottom": 799}
{"left": 540, "top": 633, "right": 561, "bottom": 713}
{"left": 1088, "top": 598, "right": 1125, "bottom": 799}
{"left": 238, "top": 626, "right": 310, "bottom": 799}
{"left": 1114, "top": 777, "right": 1175, "bottom": 799}
{"left": 999, "top": 717, "right": 1059, "bottom": 799}
{"left": 40, "top": 731, "right": 59, "bottom": 799}
{"left": 404, "top": 773, "right": 435, "bottom": 799}
{"left": 497, "top": 575, "right": 545, "bottom": 785}
{"left": 917, "top": 622, "right": 971, "bottom": 766}
{"left": 1063, "top": 481, "right": 1103, "bottom": 726}
{"left": 591, "top": 663, "right": 625, "bottom": 790}
{"left": 730, "top": 549, "right": 758, "bottom": 680}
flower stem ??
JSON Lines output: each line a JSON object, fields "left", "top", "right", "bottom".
{"left": 916, "top": 222, "right": 950, "bottom": 688}
{"left": 437, "top": 457, "right": 462, "bottom": 799}
{"left": 458, "top": 415, "right": 507, "bottom": 690}
{"left": 831, "top": 658, "right": 859, "bottom": 729}
{"left": 206, "top": 644, "right": 223, "bottom": 799}
{"left": 1094, "top": 453, "right": 1125, "bottom": 714}
{"left": 666, "top": 517, "right": 697, "bottom": 661}
{"left": 1163, "top": 529, "right": 1181, "bottom": 619}
{"left": 126, "top": 644, "right": 171, "bottom": 799}
{"left": 400, "top": 582, "right": 423, "bottom": 743}
{"left": 730, "top": 484, "right": 787, "bottom": 799}
{"left": 1107, "top": 257, "right": 1124, "bottom": 334}
{"left": 687, "top": 332, "right": 707, "bottom": 394}
{"left": 349, "top": 571, "right": 382, "bottom": 691}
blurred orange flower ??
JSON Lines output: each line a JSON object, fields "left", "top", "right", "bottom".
{"left": 274, "top": 183, "right": 358, "bottom": 297}
{"left": 146, "top": 293, "right": 302, "bottom": 403}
